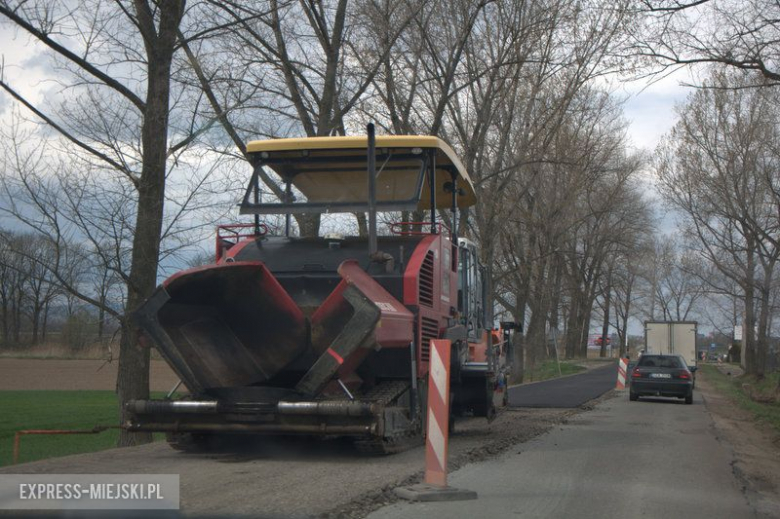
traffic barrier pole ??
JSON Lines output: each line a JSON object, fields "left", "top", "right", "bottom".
{"left": 616, "top": 357, "right": 628, "bottom": 390}
{"left": 425, "top": 339, "right": 451, "bottom": 487}
{"left": 394, "top": 339, "right": 477, "bottom": 501}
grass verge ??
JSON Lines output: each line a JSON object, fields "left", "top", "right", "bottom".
{"left": 700, "top": 364, "right": 780, "bottom": 434}
{"left": 524, "top": 360, "right": 587, "bottom": 383}
{"left": 0, "top": 390, "right": 168, "bottom": 467}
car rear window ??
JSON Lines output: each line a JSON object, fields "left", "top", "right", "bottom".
{"left": 638, "top": 355, "right": 683, "bottom": 368}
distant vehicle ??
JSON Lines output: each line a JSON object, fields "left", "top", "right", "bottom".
{"left": 645, "top": 321, "right": 697, "bottom": 370}
{"left": 629, "top": 354, "right": 694, "bottom": 405}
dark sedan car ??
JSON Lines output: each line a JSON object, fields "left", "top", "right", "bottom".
{"left": 630, "top": 354, "right": 694, "bottom": 404}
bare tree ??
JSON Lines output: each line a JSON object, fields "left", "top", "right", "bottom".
{"left": 631, "top": 0, "right": 780, "bottom": 86}
{"left": 611, "top": 244, "right": 647, "bottom": 356}
{"left": 178, "top": 0, "right": 423, "bottom": 237}
{"left": 0, "top": 0, "right": 200, "bottom": 445}
{"left": 648, "top": 237, "right": 707, "bottom": 321}
{"left": 656, "top": 69, "right": 780, "bottom": 376}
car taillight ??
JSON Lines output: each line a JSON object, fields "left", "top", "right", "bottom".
{"left": 632, "top": 369, "right": 641, "bottom": 378}
{"left": 678, "top": 371, "right": 690, "bottom": 379}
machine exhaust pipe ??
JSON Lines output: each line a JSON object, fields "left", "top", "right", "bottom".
{"left": 127, "top": 423, "right": 376, "bottom": 435}
{"left": 128, "top": 399, "right": 379, "bottom": 417}
{"left": 277, "top": 401, "right": 378, "bottom": 417}
{"left": 126, "top": 400, "right": 219, "bottom": 414}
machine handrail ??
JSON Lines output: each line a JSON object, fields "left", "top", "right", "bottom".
{"left": 388, "top": 221, "right": 450, "bottom": 236}
{"left": 216, "top": 223, "right": 267, "bottom": 261}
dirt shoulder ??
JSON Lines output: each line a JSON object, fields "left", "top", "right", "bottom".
{"left": 698, "top": 370, "right": 780, "bottom": 518}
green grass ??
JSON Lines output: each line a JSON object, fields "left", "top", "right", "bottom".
{"left": 0, "top": 391, "right": 170, "bottom": 467}
{"left": 700, "top": 365, "right": 780, "bottom": 434}
{"left": 524, "top": 360, "right": 586, "bottom": 383}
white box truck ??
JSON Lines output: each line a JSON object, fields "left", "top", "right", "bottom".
{"left": 644, "top": 321, "right": 698, "bottom": 369}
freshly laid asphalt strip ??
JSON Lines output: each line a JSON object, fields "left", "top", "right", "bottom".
{"left": 508, "top": 362, "right": 617, "bottom": 408}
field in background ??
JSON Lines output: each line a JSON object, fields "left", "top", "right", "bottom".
{"left": 0, "top": 391, "right": 120, "bottom": 466}
{"left": 0, "top": 357, "right": 179, "bottom": 466}
{"left": 0, "top": 340, "right": 165, "bottom": 361}
{"left": 0, "top": 358, "right": 179, "bottom": 392}
{"left": 0, "top": 391, "right": 174, "bottom": 467}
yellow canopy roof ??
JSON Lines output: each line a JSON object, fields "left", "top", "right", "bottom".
{"left": 245, "top": 135, "right": 477, "bottom": 210}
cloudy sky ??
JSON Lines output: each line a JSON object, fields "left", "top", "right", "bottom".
{"left": 621, "top": 69, "right": 695, "bottom": 153}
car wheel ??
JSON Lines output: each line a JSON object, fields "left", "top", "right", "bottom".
{"left": 629, "top": 391, "right": 638, "bottom": 401}
{"left": 685, "top": 393, "right": 693, "bottom": 405}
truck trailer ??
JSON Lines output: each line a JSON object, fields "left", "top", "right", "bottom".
{"left": 644, "top": 321, "right": 698, "bottom": 370}
{"left": 125, "top": 130, "right": 515, "bottom": 453}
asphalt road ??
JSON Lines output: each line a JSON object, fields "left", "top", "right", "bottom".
{"left": 369, "top": 391, "right": 757, "bottom": 519}
{"left": 508, "top": 362, "right": 617, "bottom": 408}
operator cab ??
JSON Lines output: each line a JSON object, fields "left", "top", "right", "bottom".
{"left": 458, "top": 238, "right": 487, "bottom": 340}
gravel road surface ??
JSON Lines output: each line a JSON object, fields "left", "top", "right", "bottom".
{"left": 0, "top": 404, "right": 583, "bottom": 517}
{"left": 508, "top": 362, "right": 616, "bottom": 408}
{"left": 0, "top": 364, "right": 625, "bottom": 517}
{"left": 370, "top": 389, "right": 760, "bottom": 519}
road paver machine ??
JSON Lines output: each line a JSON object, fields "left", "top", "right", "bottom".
{"left": 126, "top": 129, "right": 513, "bottom": 453}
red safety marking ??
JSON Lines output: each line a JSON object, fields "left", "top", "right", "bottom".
{"left": 327, "top": 348, "right": 344, "bottom": 365}
{"left": 616, "top": 358, "right": 627, "bottom": 390}
{"left": 425, "top": 339, "right": 452, "bottom": 488}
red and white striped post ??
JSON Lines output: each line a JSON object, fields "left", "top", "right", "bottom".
{"left": 616, "top": 357, "right": 628, "bottom": 390}
{"left": 394, "top": 338, "right": 477, "bottom": 501}
{"left": 425, "top": 339, "right": 451, "bottom": 487}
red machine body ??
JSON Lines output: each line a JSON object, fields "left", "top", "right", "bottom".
{"left": 127, "top": 135, "right": 512, "bottom": 453}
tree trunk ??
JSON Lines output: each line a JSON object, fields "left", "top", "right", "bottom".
{"left": 755, "top": 259, "right": 774, "bottom": 378}
{"left": 355, "top": 212, "right": 368, "bottom": 237}
{"left": 400, "top": 211, "right": 410, "bottom": 234}
{"left": 296, "top": 213, "right": 321, "bottom": 238}
{"left": 599, "top": 264, "right": 612, "bottom": 358}
{"left": 756, "top": 285, "right": 769, "bottom": 378}
{"left": 548, "top": 258, "right": 563, "bottom": 331}
{"left": 98, "top": 303, "right": 105, "bottom": 340}
{"left": 511, "top": 308, "right": 525, "bottom": 384}
{"left": 13, "top": 291, "right": 22, "bottom": 344}
{"left": 578, "top": 295, "right": 596, "bottom": 358}
{"left": 116, "top": 0, "right": 183, "bottom": 447}
{"left": 31, "top": 302, "right": 40, "bottom": 345}
{"left": 41, "top": 299, "right": 50, "bottom": 343}
{"left": 619, "top": 282, "right": 632, "bottom": 357}
{"left": 0, "top": 297, "right": 8, "bottom": 346}
{"left": 525, "top": 260, "right": 549, "bottom": 371}
{"left": 599, "top": 291, "right": 610, "bottom": 358}
{"left": 743, "top": 233, "right": 756, "bottom": 375}
{"left": 564, "top": 290, "right": 581, "bottom": 359}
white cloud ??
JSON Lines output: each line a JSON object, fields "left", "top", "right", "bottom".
{"left": 0, "top": 25, "right": 48, "bottom": 93}
{"left": 620, "top": 68, "right": 698, "bottom": 152}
